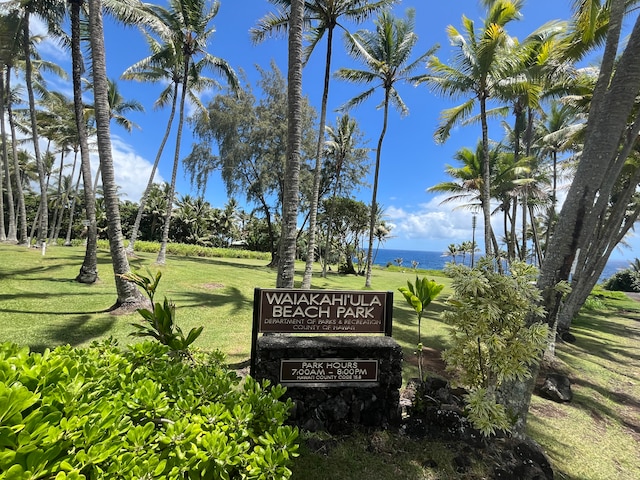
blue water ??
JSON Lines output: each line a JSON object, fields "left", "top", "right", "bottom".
{"left": 371, "top": 248, "right": 629, "bottom": 283}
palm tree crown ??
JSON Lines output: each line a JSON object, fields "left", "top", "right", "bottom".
{"left": 336, "top": 8, "right": 437, "bottom": 287}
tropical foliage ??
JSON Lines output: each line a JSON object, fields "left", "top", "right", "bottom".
{"left": 442, "top": 259, "right": 548, "bottom": 436}
{"left": 0, "top": 340, "right": 298, "bottom": 479}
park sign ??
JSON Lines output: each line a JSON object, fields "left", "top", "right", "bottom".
{"left": 254, "top": 288, "right": 393, "bottom": 335}
{"left": 280, "top": 358, "right": 379, "bottom": 386}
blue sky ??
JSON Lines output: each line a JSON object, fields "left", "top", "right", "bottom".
{"left": 26, "top": 0, "right": 640, "bottom": 262}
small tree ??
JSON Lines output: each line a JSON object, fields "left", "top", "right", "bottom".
{"left": 442, "top": 259, "right": 548, "bottom": 436}
{"left": 398, "top": 276, "right": 444, "bottom": 379}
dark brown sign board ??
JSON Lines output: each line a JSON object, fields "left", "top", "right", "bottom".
{"left": 280, "top": 359, "right": 379, "bottom": 386}
{"left": 255, "top": 289, "right": 392, "bottom": 334}
{"left": 250, "top": 288, "right": 393, "bottom": 378}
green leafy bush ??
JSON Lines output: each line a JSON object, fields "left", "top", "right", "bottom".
{"left": 0, "top": 341, "right": 298, "bottom": 479}
{"left": 602, "top": 268, "right": 640, "bottom": 292}
{"left": 442, "top": 260, "right": 548, "bottom": 436}
{"left": 101, "top": 240, "right": 270, "bottom": 260}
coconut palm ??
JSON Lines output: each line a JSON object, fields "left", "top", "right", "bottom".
{"left": 417, "top": 0, "right": 523, "bottom": 258}
{"left": 252, "top": 0, "right": 397, "bottom": 289}
{"left": 11, "top": 0, "right": 66, "bottom": 249}
{"left": 336, "top": 8, "right": 436, "bottom": 287}
{"left": 121, "top": 28, "right": 218, "bottom": 255}
{"left": 87, "top": 0, "right": 145, "bottom": 310}
{"left": 535, "top": 100, "right": 582, "bottom": 252}
{"left": 444, "top": 243, "right": 458, "bottom": 264}
{"left": 85, "top": 78, "right": 144, "bottom": 195}
{"left": 67, "top": 0, "right": 100, "bottom": 283}
{"left": 276, "top": 0, "right": 304, "bottom": 287}
{"left": 0, "top": 11, "right": 21, "bottom": 243}
{"left": 321, "top": 113, "right": 369, "bottom": 276}
{"left": 141, "top": 0, "right": 238, "bottom": 265}
{"left": 428, "top": 142, "right": 485, "bottom": 211}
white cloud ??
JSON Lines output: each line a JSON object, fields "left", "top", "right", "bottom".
{"left": 385, "top": 197, "right": 477, "bottom": 248}
{"left": 92, "top": 136, "right": 164, "bottom": 202}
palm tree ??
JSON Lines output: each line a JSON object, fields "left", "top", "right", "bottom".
{"left": 507, "top": 0, "right": 640, "bottom": 437}
{"left": 444, "top": 243, "right": 458, "bottom": 264}
{"left": 321, "top": 113, "right": 368, "bottom": 276}
{"left": 142, "top": 0, "right": 238, "bottom": 265}
{"left": 535, "top": 100, "right": 581, "bottom": 252}
{"left": 0, "top": 69, "right": 15, "bottom": 242}
{"left": 276, "top": 0, "right": 304, "bottom": 288}
{"left": 0, "top": 10, "right": 28, "bottom": 245}
{"left": 87, "top": 0, "right": 145, "bottom": 310}
{"left": 68, "top": 0, "right": 99, "bottom": 283}
{"left": 336, "top": 8, "right": 436, "bottom": 287}
{"left": 417, "top": 0, "right": 523, "bottom": 258}
{"left": 428, "top": 141, "right": 485, "bottom": 211}
{"left": 0, "top": 11, "right": 21, "bottom": 243}
{"left": 121, "top": 30, "right": 216, "bottom": 256}
{"left": 86, "top": 78, "right": 144, "bottom": 195}
{"left": 16, "top": 0, "right": 67, "bottom": 250}
{"left": 252, "top": 0, "right": 397, "bottom": 289}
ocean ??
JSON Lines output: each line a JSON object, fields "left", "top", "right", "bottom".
{"left": 370, "top": 248, "right": 630, "bottom": 283}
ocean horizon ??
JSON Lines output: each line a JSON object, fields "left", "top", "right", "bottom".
{"left": 370, "top": 248, "right": 630, "bottom": 282}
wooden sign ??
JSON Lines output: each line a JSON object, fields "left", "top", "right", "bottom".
{"left": 256, "top": 289, "right": 392, "bottom": 334}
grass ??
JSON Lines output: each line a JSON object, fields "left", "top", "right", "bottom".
{"left": 0, "top": 243, "right": 638, "bottom": 479}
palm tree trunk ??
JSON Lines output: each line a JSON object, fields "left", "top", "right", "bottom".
{"left": 322, "top": 179, "right": 341, "bottom": 278}
{"left": 55, "top": 153, "right": 78, "bottom": 241}
{"left": 364, "top": 89, "right": 390, "bottom": 288}
{"left": 64, "top": 166, "right": 82, "bottom": 245}
{"left": 0, "top": 71, "right": 16, "bottom": 242}
{"left": 276, "top": 0, "right": 304, "bottom": 288}
{"left": 479, "top": 94, "right": 493, "bottom": 258}
{"left": 71, "top": 0, "right": 98, "bottom": 283}
{"left": 544, "top": 151, "right": 558, "bottom": 254}
{"left": 302, "top": 25, "right": 335, "bottom": 289}
{"left": 23, "top": 11, "right": 48, "bottom": 250}
{"left": 506, "top": 0, "right": 640, "bottom": 437}
{"left": 49, "top": 150, "right": 65, "bottom": 241}
{"left": 88, "top": 0, "right": 144, "bottom": 308}
{"left": 126, "top": 83, "right": 178, "bottom": 256}
{"left": 0, "top": 147, "right": 5, "bottom": 241}
{"left": 7, "top": 67, "right": 28, "bottom": 246}
{"left": 157, "top": 61, "right": 190, "bottom": 265}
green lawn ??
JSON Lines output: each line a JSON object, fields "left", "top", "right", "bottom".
{"left": 0, "top": 243, "right": 638, "bottom": 479}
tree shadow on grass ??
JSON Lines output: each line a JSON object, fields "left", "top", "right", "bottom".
{"left": 567, "top": 316, "right": 640, "bottom": 369}
{"left": 526, "top": 412, "right": 578, "bottom": 480}
{"left": 29, "top": 315, "right": 117, "bottom": 353}
{"left": 0, "top": 291, "right": 112, "bottom": 315}
{"left": 175, "top": 286, "right": 249, "bottom": 315}
{"left": 166, "top": 255, "right": 273, "bottom": 272}
{"left": 569, "top": 377, "right": 640, "bottom": 438}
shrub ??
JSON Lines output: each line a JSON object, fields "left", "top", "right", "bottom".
{"left": 0, "top": 341, "right": 298, "bottom": 479}
{"left": 442, "top": 259, "right": 548, "bottom": 436}
{"left": 104, "top": 240, "right": 271, "bottom": 261}
{"left": 602, "top": 268, "right": 640, "bottom": 292}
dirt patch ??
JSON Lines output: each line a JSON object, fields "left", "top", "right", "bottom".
{"left": 403, "top": 347, "right": 448, "bottom": 377}
{"left": 529, "top": 400, "right": 569, "bottom": 420}
{"left": 201, "top": 283, "right": 225, "bottom": 290}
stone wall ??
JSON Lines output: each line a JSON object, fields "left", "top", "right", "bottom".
{"left": 253, "top": 335, "right": 403, "bottom": 433}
